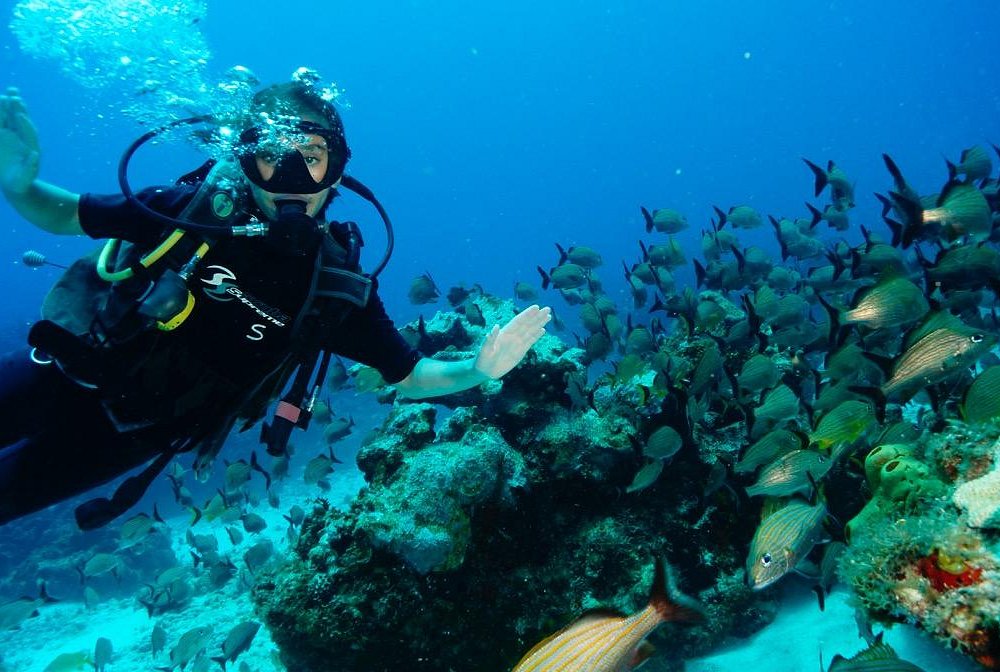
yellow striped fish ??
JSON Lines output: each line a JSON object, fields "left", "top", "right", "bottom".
{"left": 746, "top": 497, "right": 827, "bottom": 590}
{"left": 512, "top": 558, "right": 702, "bottom": 672}
{"left": 881, "top": 325, "right": 995, "bottom": 399}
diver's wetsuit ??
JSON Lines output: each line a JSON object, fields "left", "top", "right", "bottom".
{"left": 0, "top": 185, "right": 420, "bottom": 525}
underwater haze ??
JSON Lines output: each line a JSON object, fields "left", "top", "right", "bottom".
{"left": 1, "top": 1, "right": 999, "bottom": 671}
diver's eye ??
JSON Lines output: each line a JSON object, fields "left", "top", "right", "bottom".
{"left": 761, "top": 553, "right": 772, "bottom": 567}
{"left": 257, "top": 149, "right": 282, "bottom": 164}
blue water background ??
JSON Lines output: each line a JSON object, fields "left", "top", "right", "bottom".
{"left": 0, "top": 1, "right": 998, "bottom": 667}
{"left": 2, "top": 1, "right": 998, "bottom": 349}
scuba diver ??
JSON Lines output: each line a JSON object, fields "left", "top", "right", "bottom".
{"left": 0, "top": 79, "right": 551, "bottom": 530}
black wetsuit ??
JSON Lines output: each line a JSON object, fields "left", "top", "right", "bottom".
{"left": 0, "top": 185, "right": 419, "bottom": 525}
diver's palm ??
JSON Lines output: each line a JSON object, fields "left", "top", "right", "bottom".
{"left": 475, "top": 305, "right": 552, "bottom": 380}
{"left": 0, "top": 87, "right": 40, "bottom": 195}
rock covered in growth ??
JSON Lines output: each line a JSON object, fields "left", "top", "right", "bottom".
{"left": 254, "top": 295, "right": 771, "bottom": 672}
{"left": 954, "top": 445, "right": 1000, "bottom": 529}
{"left": 357, "top": 425, "right": 527, "bottom": 574}
{"left": 840, "top": 421, "right": 1000, "bottom": 669}
{"left": 356, "top": 402, "right": 437, "bottom": 483}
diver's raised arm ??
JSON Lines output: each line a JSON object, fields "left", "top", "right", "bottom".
{"left": 0, "top": 87, "right": 82, "bottom": 235}
{"left": 395, "top": 305, "right": 552, "bottom": 400}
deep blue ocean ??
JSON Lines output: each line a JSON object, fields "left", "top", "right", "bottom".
{"left": 1, "top": 1, "right": 999, "bottom": 670}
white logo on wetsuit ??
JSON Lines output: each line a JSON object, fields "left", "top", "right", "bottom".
{"left": 199, "top": 265, "right": 288, "bottom": 332}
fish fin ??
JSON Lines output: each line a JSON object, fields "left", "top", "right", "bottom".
{"left": 802, "top": 158, "right": 828, "bottom": 197}
{"left": 153, "top": 503, "right": 164, "bottom": 524}
{"left": 935, "top": 178, "right": 964, "bottom": 208}
{"left": 812, "top": 584, "right": 826, "bottom": 611}
{"left": 424, "top": 271, "right": 439, "bottom": 293}
{"left": 211, "top": 655, "right": 230, "bottom": 670}
{"left": 860, "top": 225, "right": 874, "bottom": 251}
{"left": 873, "top": 191, "right": 893, "bottom": 217}
{"left": 630, "top": 641, "right": 657, "bottom": 668}
{"left": 555, "top": 242, "right": 568, "bottom": 266}
{"left": 693, "top": 259, "right": 706, "bottom": 288}
{"left": 648, "top": 295, "right": 666, "bottom": 314}
{"left": 641, "top": 206, "right": 654, "bottom": 233}
{"left": 823, "top": 247, "right": 846, "bottom": 281}
{"left": 535, "top": 266, "right": 551, "bottom": 291}
{"left": 713, "top": 205, "right": 727, "bottom": 227}
{"left": 815, "top": 294, "right": 842, "bottom": 348}
{"left": 250, "top": 450, "right": 272, "bottom": 491}
{"left": 887, "top": 191, "right": 922, "bottom": 247}
{"left": 805, "top": 202, "right": 823, "bottom": 229}
{"left": 649, "top": 557, "right": 704, "bottom": 623}
{"left": 769, "top": 215, "right": 790, "bottom": 261}
{"left": 733, "top": 247, "right": 746, "bottom": 274}
{"left": 38, "top": 580, "right": 57, "bottom": 604}
{"left": 882, "top": 153, "right": 907, "bottom": 190}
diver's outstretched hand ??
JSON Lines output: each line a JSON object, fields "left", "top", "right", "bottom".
{"left": 0, "top": 87, "right": 41, "bottom": 196}
{"left": 474, "top": 304, "right": 552, "bottom": 380}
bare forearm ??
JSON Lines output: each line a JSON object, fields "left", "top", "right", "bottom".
{"left": 3, "top": 180, "right": 82, "bottom": 235}
{"left": 394, "top": 357, "right": 489, "bottom": 400}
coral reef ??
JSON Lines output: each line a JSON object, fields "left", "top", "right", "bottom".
{"left": 840, "top": 420, "right": 1000, "bottom": 669}
{"left": 252, "top": 296, "right": 774, "bottom": 672}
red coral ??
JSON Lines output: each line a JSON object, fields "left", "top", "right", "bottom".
{"left": 915, "top": 550, "right": 983, "bottom": 592}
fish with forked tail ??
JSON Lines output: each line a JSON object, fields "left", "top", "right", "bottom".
{"left": 511, "top": 557, "right": 702, "bottom": 671}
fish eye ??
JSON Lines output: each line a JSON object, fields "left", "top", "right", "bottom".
{"left": 971, "top": 334, "right": 985, "bottom": 343}
{"left": 760, "top": 553, "right": 772, "bottom": 566}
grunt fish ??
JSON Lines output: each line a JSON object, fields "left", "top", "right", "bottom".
{"left": 736, "top": 429, "right": 806, "bottom": 474}
{"left": 872, "top": 322, "right": 996, "bottom": 401}
{"left": 641, "top": 206, "right": 688, "bottom": 234}
{"left": 810, "top": 399, "right": 878, "bottom": 451}
{"left": 826, "top": 632, "right": 927, "bottom": 671}
{"left": 746, "top": 497, "right": 827, "bottom": 590}
{"left": 803, "top": 158, "right": 855, "bottom": 207}
{"left": 407, "top": 272, "right": 440, "bottom": 304}
{"left": 946, "top": 144, "right": 993, "bottom": 183}
{"left": 511, "top": 558, "right": 702, "bottom": 672}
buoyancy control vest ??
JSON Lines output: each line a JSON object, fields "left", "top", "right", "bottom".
{"left": 29, "top": 155, "right": 393, "bottom": 530}
{"left": 29, "top": 158, "right": 371, "bottom": 450}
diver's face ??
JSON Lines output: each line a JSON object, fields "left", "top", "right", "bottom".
{"left": 248, "top": 112, "right": 336, "bottom": 220}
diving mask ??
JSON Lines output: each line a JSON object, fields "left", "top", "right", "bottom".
{"left": 237, "top": 121, "right": 349, "bottom": 195}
